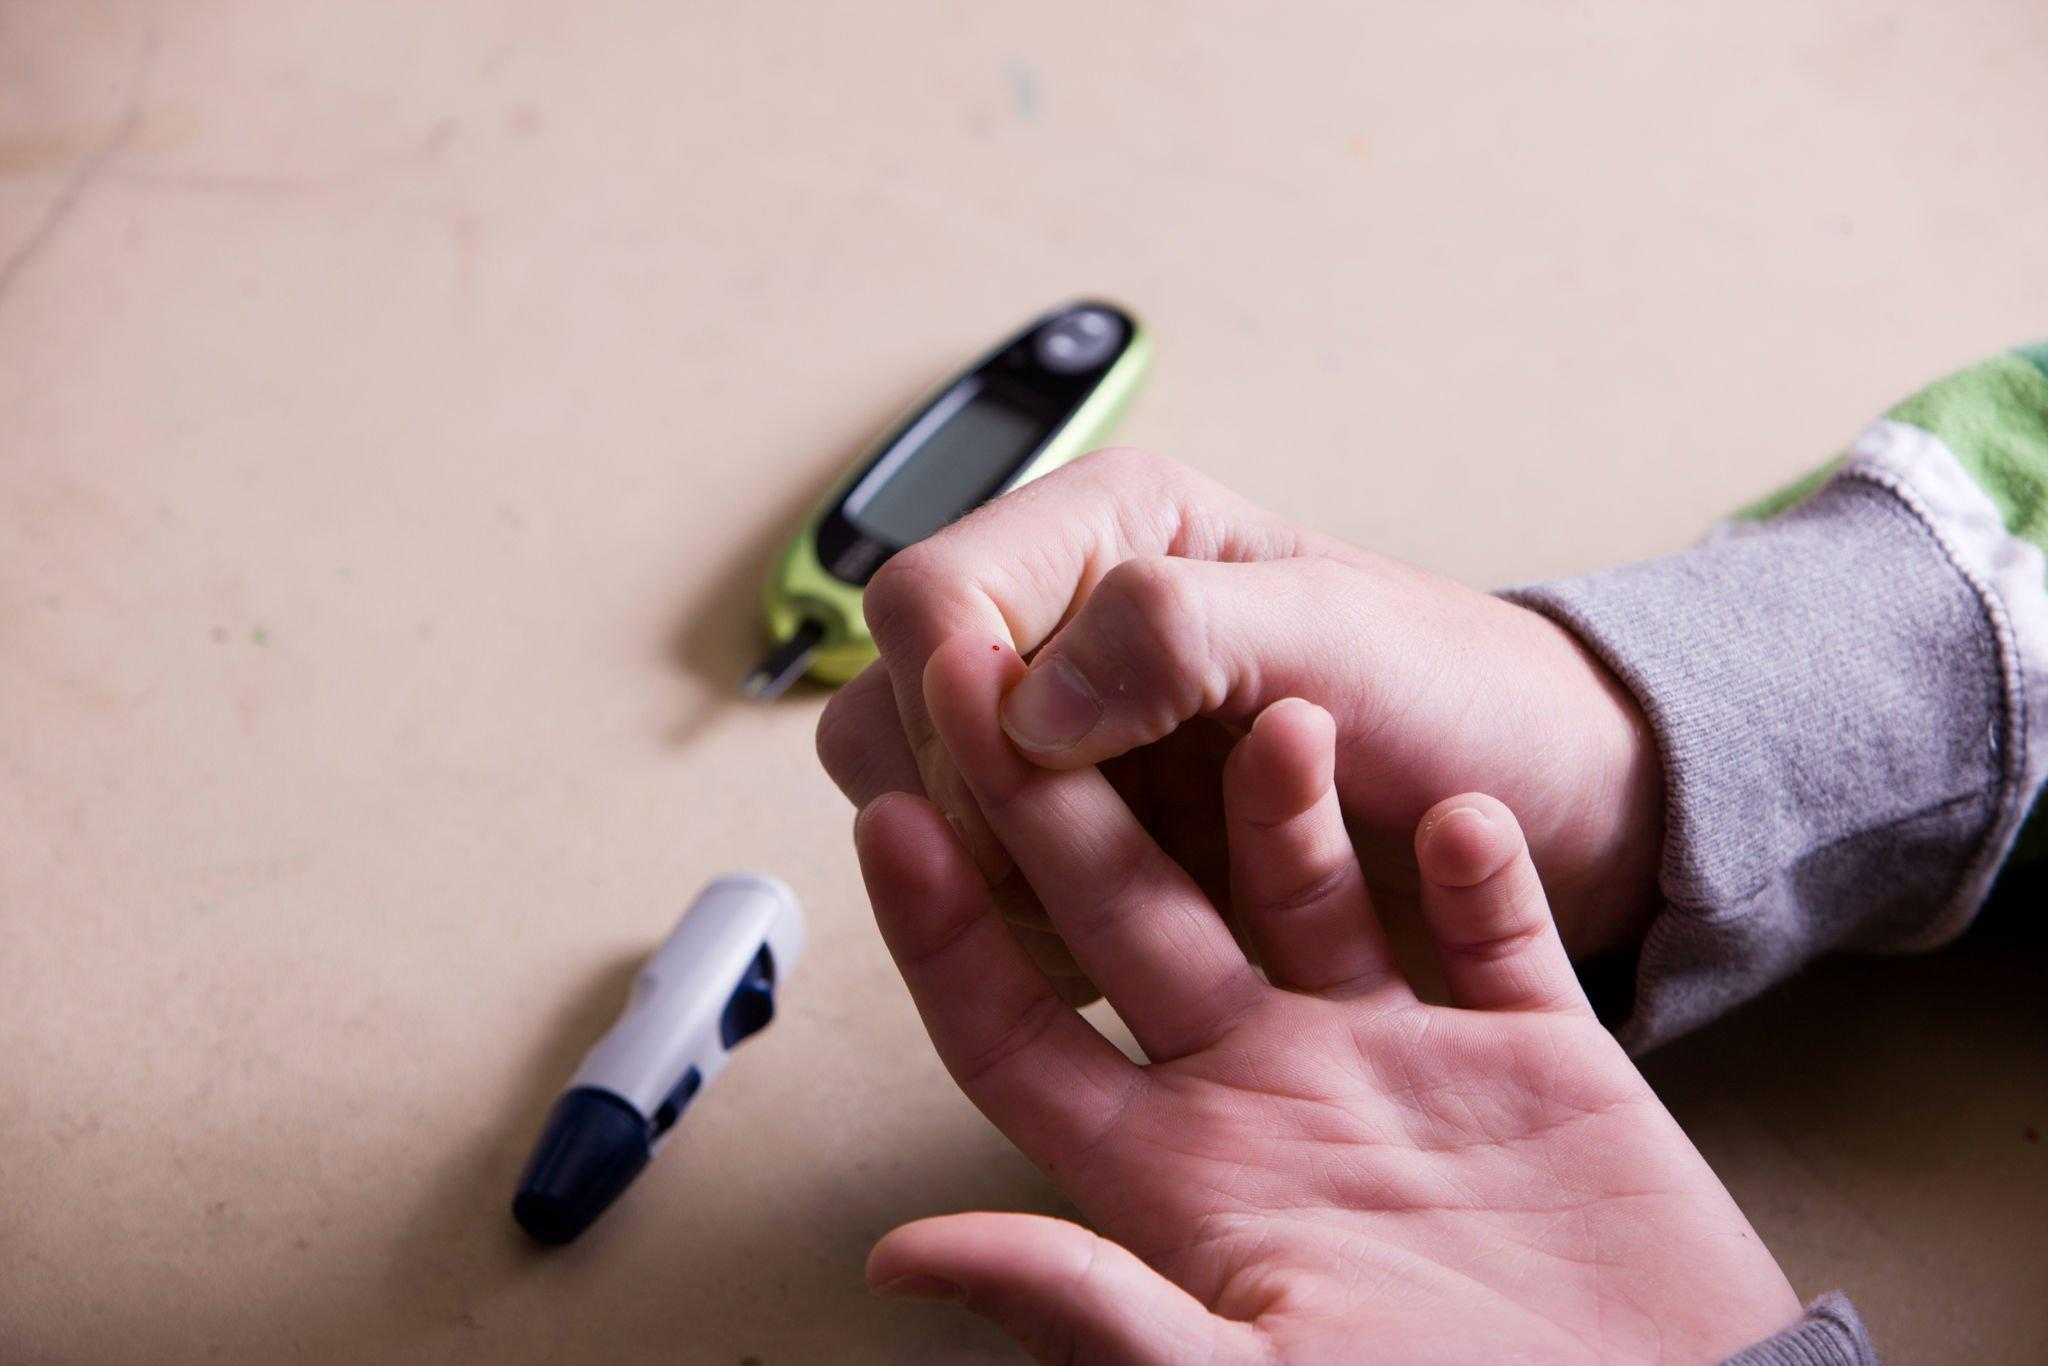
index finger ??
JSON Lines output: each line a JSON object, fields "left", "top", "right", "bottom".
{"left": 856, "top": 792, "right": 1138, "bottom": 1166}
{"left": 923, "top": 633, "right": 1266, "bottom": 1061}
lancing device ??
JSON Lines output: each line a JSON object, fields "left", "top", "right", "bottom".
{"left": 745, "top": 300, "right": 1152, "bottom": 701}
{"left": 512, "top": 874, "right": 805, "bottom": 1245}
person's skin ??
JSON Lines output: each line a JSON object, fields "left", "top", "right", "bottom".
{"left": 816, "top": 448, "right": 1667, "bottom": 1004}
{"left": 854, "top": 635, "right": 1801, "bottom": 1363}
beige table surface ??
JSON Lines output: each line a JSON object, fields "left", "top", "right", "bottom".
{"left": 6, "top": 2, "right": 2047, "bottom": 1361}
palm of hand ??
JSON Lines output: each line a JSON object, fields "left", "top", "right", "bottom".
{"left": 855, "top": 636, "right": 1796, "bottom": 1364}
{"left": 1081, "top": 994, "right": 1764, "bottom": 1362}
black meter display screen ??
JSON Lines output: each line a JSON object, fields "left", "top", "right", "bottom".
{"left": 843, "top": 384, "right": 1045, "bottom": 546}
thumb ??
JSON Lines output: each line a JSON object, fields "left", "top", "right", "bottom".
{"left": 868, "top": 1213, "right": 1262, "bottom": 1365}
{"left": 998, "top": 555, "right": 1362, "bottom": 768}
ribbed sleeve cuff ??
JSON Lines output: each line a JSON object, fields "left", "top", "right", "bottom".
{"left": 1723, "top": 1294, "right": 1878, "bottom": 1365}
{"left": 1505, "top": 466, "right": 2015, "bottom": 1051}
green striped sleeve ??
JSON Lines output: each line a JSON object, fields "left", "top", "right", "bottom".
{"left": 1885, "top": 350, "right": 2048, "bottom": 566}
{"left": 1739, "top": 344, "right": 2048, "bottom": 866}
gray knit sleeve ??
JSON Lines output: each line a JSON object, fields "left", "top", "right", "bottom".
{"left": 1503, "top": 437, "right": 2047, "bottom": 1052}
{"left": 1723, "top": 1294, "right": 1878, "bottom": 1364}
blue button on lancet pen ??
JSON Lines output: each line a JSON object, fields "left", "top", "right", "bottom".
{"left": 512, "top": 874, "right": 806, "bottom": 1245}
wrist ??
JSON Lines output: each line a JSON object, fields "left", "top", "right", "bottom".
{"left": 1523, "top": 610, "right": 1665, "bottom": 958}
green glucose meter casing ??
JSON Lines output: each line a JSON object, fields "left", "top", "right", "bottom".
{"left": 749, "top": 301, "right": 1151, "bottom": 699}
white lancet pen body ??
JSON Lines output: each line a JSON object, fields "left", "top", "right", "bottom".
{"left": 513, "top": 874, "right": 806, "bottom": 1243}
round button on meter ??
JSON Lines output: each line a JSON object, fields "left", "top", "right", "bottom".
{"left": 1034, "top": 307, "right": 1123, "bottom": 373}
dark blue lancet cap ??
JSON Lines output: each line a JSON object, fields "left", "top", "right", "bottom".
{"left": 512, "top": 1088, "right": 654, "bottom": 1245}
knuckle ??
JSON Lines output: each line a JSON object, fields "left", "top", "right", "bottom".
{"left": 1098, "top": 556, "right": 1190, "bottom": 633}
{"left": 952, "top": 992, "right": 1066, "bottom": 1090}
{"left": 1293, "top": 553, "right": 1356, "bottom": 592}
{"left": 813, "top": 673, "right": 903, "bottom": 798}
{"left": 1092, "top": 556, "right": 1215, "bottom": 699}
{"left": 1445, "top": 918, "right": 1549, "bottom": 964}
{"left": 1092, "top": 441, "right": 1223, "bottom": 490}
{"left": 1059, "top": 839, "right": 1175, "bottom": 940}
{"left": 1071, "top": 445, "right": 1191, "bottom": 496}
{"left": 813, "top": 685, "right": 865, "bottom": 779}
{"left": 1251, "top": 861, "right": 1358, "bottom": 922}
{"left": 1073, "top": 443, "right": 1160, "bottom": 478}
{"left": 1272, "top": 553, "right": 1358, "bottom": 612}
{"left": 1442, "top": 860, "right": 1550, "bottom": 959}
{"left": 860, "top": 542, "right": 944, "bottom": 643}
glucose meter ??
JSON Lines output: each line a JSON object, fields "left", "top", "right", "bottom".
{"left": 746, "top": 301, "right": 1151, "bottom": 700}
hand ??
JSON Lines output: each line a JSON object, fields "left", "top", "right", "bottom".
{"left": 854, "top": 635, "right": 1798, "bottom": 1364}
{"left": 817, "top": 449, "right": 1664, "bottom": 989}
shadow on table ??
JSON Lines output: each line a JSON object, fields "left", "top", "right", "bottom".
{"left": 660, "top": 470, "right": 830, "bottom": 751}
{"left": 659, "top": 382, "right": 939, "bottom": 751}
{"left": 1641, "top": 896, "right": 2048, "bottom": 1360}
